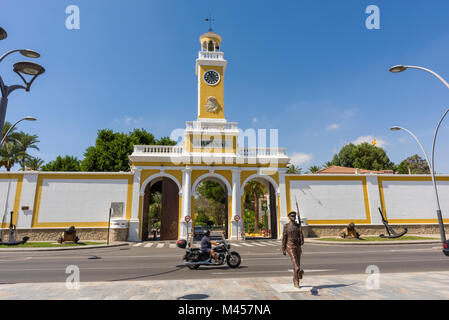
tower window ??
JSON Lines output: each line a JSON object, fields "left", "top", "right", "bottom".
{"left": 208, "top": 40, "right": 214, "bottom": 52}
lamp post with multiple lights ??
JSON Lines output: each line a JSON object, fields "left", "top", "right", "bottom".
{"left": 0, "top": 27, "right": 45, "bottom": 140}
{"left": 389, "top": 65, "right": 449, "bottom": 253}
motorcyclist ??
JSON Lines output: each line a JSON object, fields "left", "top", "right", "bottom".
{"left": 201, "top": 230, "right": 220, "bottom": 262}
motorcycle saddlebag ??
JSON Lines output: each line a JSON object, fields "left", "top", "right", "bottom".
{"left": 177, "top": 239, "right": 187, "bottom": 249}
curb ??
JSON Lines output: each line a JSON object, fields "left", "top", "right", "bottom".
{"left": 0, "top": 243, "right": 129, "bottom": 252}
{"left": 305, "top": 239, "right": 441, "bottom": 245}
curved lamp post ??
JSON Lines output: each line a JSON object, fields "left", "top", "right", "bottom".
{"left": 0, "top": 27, "right": 44, "bottom": 145}
{"left": 389, "top": 65, "right": 449, "bottom": 251}
{"left": 0, "top": 116, "right": 36, "bottom": 146}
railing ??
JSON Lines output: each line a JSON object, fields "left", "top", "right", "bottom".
{"left": 133, "top": 145, "right": 183, "bottom": 154}
{"left": 198, "top": 51, "right": 224, "bottom": 61}
{"left": 185, "top": 121, "right": 238, "bottom": 131}
{"left": 237, "top": 147, "right": 287, "bottom": 157}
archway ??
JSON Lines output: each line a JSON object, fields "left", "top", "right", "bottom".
{"left": 192, "top": 174, "right": 230, "bottom": 240}
{"left": 241, "top": 175, "right": 279, "bottom": 239}
{"left": 142, "top": 176, "right": 180, "bottom": 241}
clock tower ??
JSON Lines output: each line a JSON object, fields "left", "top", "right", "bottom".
{"left": 196, "top": 31, "right": 227, "bottom": 121}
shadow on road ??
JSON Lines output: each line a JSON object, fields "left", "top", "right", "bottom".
{"left": 110, "top": 265, "right": 186, "bottom": 282}
{"left": 310, "top": 282, "right": 356, "bottom": 296}
{"left": 177, "top": 294, "right": 209, "bottom": 300}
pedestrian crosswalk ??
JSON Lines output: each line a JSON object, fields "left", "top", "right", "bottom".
{"left": 132, "top": 240, "right": 281, "bottom": 249}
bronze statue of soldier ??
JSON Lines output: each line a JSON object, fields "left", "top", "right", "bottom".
{"left": 282, "top": 211, "right": 304, "bottom": 288}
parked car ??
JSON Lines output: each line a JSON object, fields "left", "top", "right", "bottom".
{"left": 194, "top": 226, "right": 206, "bottom": 240}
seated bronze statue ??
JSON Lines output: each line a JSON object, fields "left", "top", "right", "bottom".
{"left": 58, "top": 226, "right": 79, "bottom": 243}
{"left": 340, "top": 222, "right": 360, "bottom": 239}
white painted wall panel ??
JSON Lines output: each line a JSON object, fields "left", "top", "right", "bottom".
{"left": 38, "top": 179, "right": 128, "bottom": 223}
{"left": 0, "top": 179, "right": 18, "bottom": 226}
{"left": 290, "top": 180, "right": 367, "bottom": 221}
{"left": 382, "top": 180, "right": 449, "bottom": 220}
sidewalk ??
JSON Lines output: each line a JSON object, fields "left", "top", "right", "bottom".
{"left": 2, "top": 271, "right": 449, "bottom": 300}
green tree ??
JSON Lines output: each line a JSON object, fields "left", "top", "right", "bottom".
{"left": 148, "top": 191, "right": 162, "bottom": 230}
{"left": 25, "top": 157, "right": 44, "bottom": 171}
{"left": 1, "top": 121, "right": 21, "bottom": 144}
{"left": 0, "top": 142, "right": 21, "bottom": 171}
{"left": 15, "top": 132, "right": 40, "bottom": 171}
{"left": 395, "top": 154, "right": 430, "bottom": 174}
{"left": 287, "top": 164, "right": 302, "bottom": 174}
{"left": 244, "top": 181, "right": 267, "bottom": 233}
{"left": 328, "top": 142, "right": 394, "bottom": 171}
{"left": 42, "top": 155, "right": 81, "bottom": 171}
{"left": 307, "top": 165, "right": 321, "bottom": 173}
{"left": 195, "top": 181, "right": 226, "bottom": 226}
{"left": 81, "top": 128, "right": 176, "bottom": 172}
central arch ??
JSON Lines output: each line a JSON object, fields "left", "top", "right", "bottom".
{"left": 192, "top": 172, "right": 232, "bottom": 239}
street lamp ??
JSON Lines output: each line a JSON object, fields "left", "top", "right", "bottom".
{"left": 390, "top": 119, "right": 448, "bottom": 250}
{"left": 390, "top": 64, "right": 449, "bottom": 254}
{"left": 0, "top": 27, "right": 45, "bottom": 149}
{"left": 0, "top": 116, "right": 37, "bottom": 146}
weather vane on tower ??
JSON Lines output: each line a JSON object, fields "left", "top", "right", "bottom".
{"left": 205, "top": 13, "right": 215, "bottom": 32}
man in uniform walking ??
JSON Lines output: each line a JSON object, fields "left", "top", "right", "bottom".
{"left": 282, "top": 211, "right": 304, "bottom": 288}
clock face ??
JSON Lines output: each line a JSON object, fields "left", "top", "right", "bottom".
{"left": 203, "top": 70, "right": 220, "bottom": 86}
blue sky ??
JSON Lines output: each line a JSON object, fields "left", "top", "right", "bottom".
{"left": 2, "top": 0, "right": 449, "bottom": 172}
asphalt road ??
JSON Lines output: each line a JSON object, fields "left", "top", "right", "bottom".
{"left": 0, "top": 240, "right": 447, "bottom": 284}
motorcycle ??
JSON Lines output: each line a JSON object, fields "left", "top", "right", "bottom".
{"left": 177, "top": 236, "right": 241, "bottom": 270}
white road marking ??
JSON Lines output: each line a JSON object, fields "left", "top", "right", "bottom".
{"left": 144, "top": 243, "right": 154, "bottom": 248}
{"left": 260, "top": 241, "right": 278, "bottom": 246}
{"left": 241, "top": 243, "right": 254, "bottom": 247}
{"left": 156, "top": 243, "right": 164, "bottom": 248}
{"left": 230, "top": 243, "right": 242, "bottom": 247}
{"left": 250, "top": 242, "right": 266, "bottom": 247}
{"left": 133, "top": 243, "right": 143, "bottom": 247}
{"left": 169, "top": 243, "right": 176, "bottom": 248}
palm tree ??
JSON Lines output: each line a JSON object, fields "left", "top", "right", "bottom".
{"left": 245, "top": 181, "right": 267, "bottom": 233}
{"left": 1, "top": 121, "right": 21, "bottom": 144}
{"left": 0, "top": 142, "right": 21, "bottom": 171}
{"left": 25, "top": 157, "right": 44, "bottom": 171}
{"left": 307, "top": 165, "right": 321, "bottom": 173}
{"left": 287, "top": 164, "right": 302, "bottom": 174}
{"left": 15, "top": 132, "right": 40, "bottom": 170}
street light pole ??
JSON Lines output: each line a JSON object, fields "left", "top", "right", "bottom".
{"left": 389, "top": 65, "right": 449, "bottom": 249}
{"left": 0, "top": 116, "right": 37, "bottom": 146}
{"left": 390, "top": 126, "right": 446, "bottom": 242}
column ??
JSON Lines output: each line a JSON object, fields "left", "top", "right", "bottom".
{"left": 127, "top": 168, "right": 141, "bottom": 241}
{"left": 230, "top": 168, "right": 242, "bottom": 240}
{"left": 180, "top": 167, "right": 192, "bottom": 239}
{"left": 17, "top": 172, "right": 38, "bottom": 229}
{"left": 278, "top": 168, "right": 289, "bottom": 239}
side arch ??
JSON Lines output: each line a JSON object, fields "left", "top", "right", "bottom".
{"left": 241, "top": 174, "right": 280, "bottom": 195}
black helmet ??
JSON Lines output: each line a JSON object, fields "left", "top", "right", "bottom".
{"left": 203, "top": 229, "right": 210, "bottom": 237}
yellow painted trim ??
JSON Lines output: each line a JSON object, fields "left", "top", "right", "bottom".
{"left": 286, "top": 175, "right": 371, "bottom": 225}
{"left": 377, "top": 176, "right": 449, "bottom": 224}
{"left": 31, "top": 175, "right": 133, "bottom": 228}
{"left": 138, "top": 195, "right": 143, "bottom": 240}
{"left": 11, "top": 175, "right": 23, "bottom": 226}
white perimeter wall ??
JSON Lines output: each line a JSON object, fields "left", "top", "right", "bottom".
{"left": 382, "top": 180, "right": 449, "bottom": 221}
{"left": 0, "top": 178, "right": 18, "bottom": 226}
{"left": 37, "top": 178, "right": 129, "bottom": 223}
{"left": 290, "top": 179, "right": 368, "bottom": 222}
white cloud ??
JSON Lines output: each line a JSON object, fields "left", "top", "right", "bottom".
{"left": 252, "top": 117, "right": 258, "bottom": 124}
{"left": 353, "top": 135, "right": 387, "bottom": 148}
{"left": 289, "top": 152, "right": 313, "bottom": 166}
{"left": 326, "top": 123, "right": 339, "bottom": 131}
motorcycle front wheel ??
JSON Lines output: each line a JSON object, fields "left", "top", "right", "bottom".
{"left": 226, "top": 252, "right": 241, "bottom": 268}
